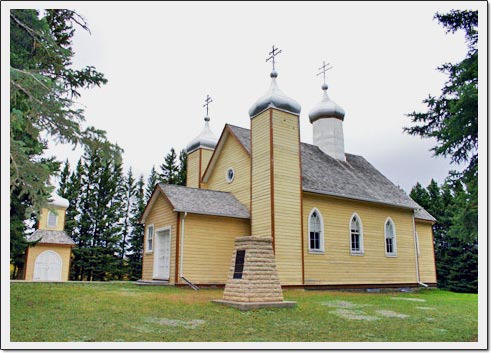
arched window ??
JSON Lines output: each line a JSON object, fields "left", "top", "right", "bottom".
{"left": 308, "top": 209, "right": 324, "bottom": 253}
{"left": 350, "top": 214, "right": 364, "bottom": 254}
{"left": 385, "top": 218, "right": 397, "bottom": 256}
{"left": 47, "top": 211, "right": 58, "bottom": 228}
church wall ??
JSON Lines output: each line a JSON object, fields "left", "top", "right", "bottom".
{"left": 38, "top": 206, "right": 66, "bottom": 231}
{"left": 141, "top": 193, "right": 177, "bottom": 284}
{"left": 271, "top": 110, "right": 303, "bottom": 285}
{"left": 303, "top": 193, "right": 419, "bottom": 285}
{"left": 186, "top": 149, "right": 200, "bottom": 188}
{"left": 415, "top": 221, "right": 437, "bottom": 284}
{"left": 180, "top": 214, "right": 250, "bottom": 284}
{"left": 251, "top": 110, "right": 272, "bottom": 237}
{"left": 24, "top": 244, "right": 72, "bottom": 281}
{"left": 205, "top": 134, "right": 250, "bottom": 209}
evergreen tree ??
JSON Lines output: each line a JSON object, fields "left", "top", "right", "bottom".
{"left": 410, "top": 179, "right": 477, "bottom": 293}
{"left": 145, "top": 165, "right": 158, "bottom": 202}
{"left": 69, "top": 146, "right": 124, "bottom": 281}
{"left": 118, "top": 168, "right": 136, "bottom": 278}
{"left": 159, "top": 148, "right": 178, "bottom": 184}
{"left": 176, "top": 149, "right": 188, "bottom": 186}
{"left": 127, "top": 175, "right": 145, "bottom": 280}
{"left": 58, "top": 159, "right": 71, "bottom": 196}
{"left": 10, "top": 9, "right": 117, "bottom": 215}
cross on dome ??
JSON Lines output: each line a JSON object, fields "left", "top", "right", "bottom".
{"left": 203, "top": 94, "right": 213, "bottom": 122}
{"left": 266, "top": 45, "right": 282, "bottom": 74}
{"left": 316, "top": 61, "right": 333, "bottom": 90}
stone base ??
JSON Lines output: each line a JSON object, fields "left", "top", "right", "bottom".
{"left": 222, "top": 236, "right": 284, "bottom": 303}
{"left": 212, "top": 299, "right": 296, "bottom": 311}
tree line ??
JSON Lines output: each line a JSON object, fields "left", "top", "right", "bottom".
{"left": 55, "top": 146, "right": 186, "bottom": 281}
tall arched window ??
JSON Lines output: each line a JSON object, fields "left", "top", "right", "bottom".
{"left": 308, "top": 209, "right": 324, "bottom": 253}
{"left": 350, "top": 214, "right": 364, "bottom": 254}
{"left": 385, "top": 218, "right": 397, "bottom": 256}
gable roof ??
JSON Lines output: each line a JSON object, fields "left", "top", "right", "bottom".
{"left": 140, "top": 183, "right": 250, "bottom": 223}
{"left": 221, "top": 124, "right": 435, "bottom": 222}
{"left": 26, "top": 230, "right": 75, "bottom": 245}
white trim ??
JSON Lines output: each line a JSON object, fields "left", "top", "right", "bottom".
{"left": 145, "top": 224, "right": 154, "bottom": 253}
{"left": 47, "top": 210, "right": 58, "bottom": 228}
{"left": 349, "top": 212, "right": 364, "bottom": 255}
{"left": 153, "top": 226, "right": 172, "bottom": 280}
{"left": 225, "top": 167, "right": 235, "bottom": 183}
{"left": 384, "top": 217, "right": 397, "bottom": 257}
{"left": 308, "top": 208, "right": 325, "bottom": 253}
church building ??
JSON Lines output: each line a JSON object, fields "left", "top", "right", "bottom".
{"left": 139, "top": 52, "right": 437, "bottom": 290}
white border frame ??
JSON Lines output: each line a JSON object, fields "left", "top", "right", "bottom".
{"left": 308, "top": 208, "right": 325, "bottom": 254}
{"left": 384, "top": 217, "right": 397, "bottom": 257}
{"left": 349, "top": 212, "right": 364, "bottom": 255}
{"left": 153, "top": 226, "right": 172, "bottom": 280}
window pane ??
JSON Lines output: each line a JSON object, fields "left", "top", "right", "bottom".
{"left": 47, "top": 211, "right": 57, "bottom": 227}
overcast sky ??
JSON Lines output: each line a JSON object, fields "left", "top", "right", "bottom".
{"left": 6, "top": 1, "right": 485, "bottom": 193}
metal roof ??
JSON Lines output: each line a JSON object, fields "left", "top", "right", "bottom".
{"left": 248, "top": 72, "right": 301, "bottom": 118}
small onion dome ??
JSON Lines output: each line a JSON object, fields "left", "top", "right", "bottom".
{"left": 309, "top": 83, "right": 345, "bottom": 123}
{"left": 248, "top": 71, "right": 301, "bottom": 118}
{"left": 49, "top": 190, "right": 69, "bottom": 209}
{"left": 185, "top": 117, "right": 219, "bottom": 154}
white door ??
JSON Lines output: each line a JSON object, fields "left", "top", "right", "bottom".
{"left": 153, "top": 228, "right": 171, "bottom": 280}
{"left": 33, "top": 250, "right": 62, "bottom": 281}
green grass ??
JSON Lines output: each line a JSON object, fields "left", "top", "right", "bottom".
{"left": 10, "top": 282, "right": 477, "bottom": 342}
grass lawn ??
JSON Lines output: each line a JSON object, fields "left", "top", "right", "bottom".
{"left": 10, "top": 282, "right": 477, "bottom": 342}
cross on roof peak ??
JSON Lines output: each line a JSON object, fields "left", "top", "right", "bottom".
{"left": 203, "top": 94, "right": 213, "bottom": 120}
{"left": 266, "top": 45, "right": 282, "bottom": 72}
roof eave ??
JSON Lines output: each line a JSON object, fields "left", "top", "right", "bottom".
{"left": 302, "top": 188, "right": 417, "bottom": 211}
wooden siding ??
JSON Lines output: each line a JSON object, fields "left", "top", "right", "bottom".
{"left": 186, "top": 150, "right": 200, "bottom": 188}
{"left": 180, "top": 214, "right": 251, "bottom": 284}
{"left": 251, "top": 110, "right": 272, "bottom": 237}
{"left": 303, "top": 193, "right": 419, "bottom": 285}
{"left": 141, "top": 193, "right": 177, "bottom": 283}
{"left": 206, "top": 135, "right": 250, "bottom": 209}
{"left": 38, "top": 206, "right": 66, "bottom": 231}
{"left": 200, "top": 149, "right": 214, "bottom": 183}
{"left": 416, "top": 221, "right": 437, "bottom": 283}
{"left": 271, "top": 110, "right": 303, "bottom": 285}
{"left": 25, "top": 244, "right": 72, "bottom": 281}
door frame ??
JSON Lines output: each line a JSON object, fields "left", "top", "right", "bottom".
{"left": 152, "top": 226, "right": 172, "bottom": 280}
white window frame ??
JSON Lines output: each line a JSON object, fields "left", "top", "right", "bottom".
{"left": 47, "top": 210, "right": 58, "bottom": 228}
{"left": 146, "top": 224, "right": 154, "bottom": 253}
{"left": 225, "top": 167, "right": 235, "bottom": 183}
{"left": 308, "top": 208, "right": 325, "bottom": 253}
{"left": 349, "top": 213, "right": 364, "bottom": 255}
{"left": 384, "top": 217, "right": 397, "bottom": 257}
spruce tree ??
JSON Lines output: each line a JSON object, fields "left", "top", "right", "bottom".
{"left": 159, "top": 148, "right": 178, "bottom": 184}
{"left": 176, "top": 149, "right": 187, "bottom": 186}
{"left": 118, "top": 168, "right": 136, "bottom": 279}
{"left": 128, "top": 175, "right": 145, "bottom": 280}
{"left": 145, "top": 165, "right": 158, "bottom": 202}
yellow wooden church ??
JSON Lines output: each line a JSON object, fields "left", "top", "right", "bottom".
{"left": 139, "top": 56, "right": 437, "bottom": 290}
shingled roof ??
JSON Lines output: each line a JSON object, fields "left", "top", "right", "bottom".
{"left": 26, "top": 230, "right": 75, "bottom": 245}
{"left": 227, "top": 124, "right": 435, "bottom": 222}
{"left": 157, "top": 183, "right": 250, "bottom": 219}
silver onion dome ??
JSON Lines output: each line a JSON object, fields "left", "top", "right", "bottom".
{"left": 249, "top": 71, "right": 301, "bottom": 118}
{"left": 185, "top": 117, "right": 219, "bottom": 154}
{"left": 309, "top": 83, "right": 345, "bottom": 123}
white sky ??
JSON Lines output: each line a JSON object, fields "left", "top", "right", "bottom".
{"left": 4, "top": 1, "right": 486, "bottom": 194}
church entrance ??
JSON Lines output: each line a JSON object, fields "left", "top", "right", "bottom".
{"left": 153, "top": 227, "right": 171, "bottom": 280}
